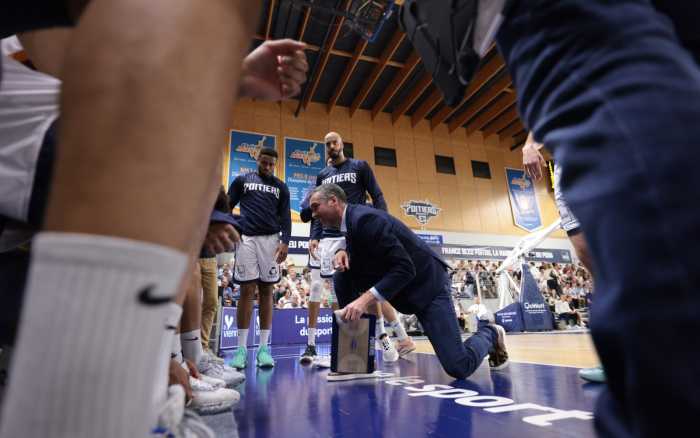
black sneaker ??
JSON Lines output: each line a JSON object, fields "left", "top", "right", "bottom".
{"left": 487, "top": 324, "right": 509, "bottom": 370}
{"left": 299, "top": 344, "right": 317, "bottom": 365}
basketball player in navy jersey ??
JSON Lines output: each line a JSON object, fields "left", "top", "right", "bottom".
{"left": 300, "top": 131, "right": 414, "bottom": 364}
{"left": 227, "top": 147, "right": 291, "bottom": 369}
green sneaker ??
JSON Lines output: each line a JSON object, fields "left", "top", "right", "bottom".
{"left": 229, "top": 346, "right": 248, "bottom": 370}
{"left": 256, "top": 345, "right": 275, "bottom": 368}
{"left": 579, "top": 366, "right": 606, "bottom": 383}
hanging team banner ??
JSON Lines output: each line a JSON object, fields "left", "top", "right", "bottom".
{"left": 228, "top": 130, "right": 276, "bottom": 187}
{"left": 284, "top": 137, "right": 325, "bottom": 216}
{"left": 505, "top": 167, "right": 542, "bottom": 232}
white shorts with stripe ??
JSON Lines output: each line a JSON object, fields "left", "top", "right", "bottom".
{"left": 309, "top": 236, "right": 346, "bottom": 278}
{"left": 233, "top": 234, "right": 280, "bottom": 284}
{"left": 553, "top": 163, "right": 581, "bottom": 233}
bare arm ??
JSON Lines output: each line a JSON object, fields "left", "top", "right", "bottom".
{"left": 522, "top": 132, "right": 547, "bottom": 181}
{"left": 17, "top": 28, "right": 73, "bottom": 80}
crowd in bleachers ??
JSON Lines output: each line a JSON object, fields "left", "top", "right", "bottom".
{"left": 217, "top": 255, "right": 594, "bottom": 331}
{"left": 446, "top": 258, "right": 594, "bottom": 330}
{"left": 217, "top": 261, "right": 333, "bottom": 309}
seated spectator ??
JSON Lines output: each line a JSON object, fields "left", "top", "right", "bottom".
{"left": 276, "top": 289, "right": 292, "bottom": 309}
{"left": 219, "top": 276, "right": 232, "bottom": 297}
{"left": 466, "top": 296, "right": 490, "bottom": 329}
{"left": 555, "top": 295, "right": 582, "bottom": 329}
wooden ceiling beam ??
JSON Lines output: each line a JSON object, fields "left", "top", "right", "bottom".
{"left": 253, "top": 35, "right": 405, "bottom": 68}
{"left": 349, "top": 31, "right": 405, "bottom": 117}
{"left": 464, "top": 93, "right": 517, "bottom": 135}
{"left": 327, "top": 38, "right": 368, "bottom": 113}
{"left": 510, "top": 131, "right": 528, "bottom": 150}
{"left": 297, "top": 6, "right": 311, "bottom": 40}
{"left": 481, "top": 104, "right": 519, "bottom": 137}
{"left": 499, "top": 119, "right": 525, "bottom": 138}
{"left": 300, "top": 0, "right": 351, "bottom": 111}
{"left": 447, "top": 74, "right": 511, "bottom": 133}
{"left": 265, "top": 0, "right": 277, "bottom": 40}
{"left": 371, "top": 52, "right": 420, "bottom": 119}
{"left": 430, "top": 51, "right": 505, "bottom": 129}
{"left": 391, "top": 73, "right": 432, "bottom": 123}
{"left": 411, "top": 89, "right": 442, "bottom": 127}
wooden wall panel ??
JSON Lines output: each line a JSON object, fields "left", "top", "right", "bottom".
{"left": 227, "top": 101, "right": 565, "bottom": 237}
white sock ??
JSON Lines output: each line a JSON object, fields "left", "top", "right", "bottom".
{"left": 180, "top": 329, "right": 203, "bottom": 365}
{"left": 260, "top": 329, "right": 271, "bottom": 346}
{"left": 307, "top": 327, "right": 316, "bottom": 346}
{"left": 0, "top": 232, "right": 187, "bottom": 438}
{"left": 237, "top": 329, "right": 249, "bottom": 348}
{"left": 389, "top": 319, "right": 408, "bottom": 341}
{"left": 154, "top": 303, "right": 183, "bottom": 411}
{"left": 376, "top": 317, "right": 387, "bottom": 338}
{"left": 171, "top": 332, "right": 183, "bottom": 364}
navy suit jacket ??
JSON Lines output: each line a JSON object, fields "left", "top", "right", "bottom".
{"left": 335, "top": 204, "right": 450, "bottom": 315}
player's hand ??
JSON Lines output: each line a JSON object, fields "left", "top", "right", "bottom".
{"left": 204, "top": 223, "right": 240, "bottom": 254}
{"left": 309, "top": 239, "right": 320, "bottom": 260}
{"left": 184, "top": 358, "right": 201, "bottom": 379}
{"left": 522, "top": 141, "right": 546, "bottom": 181}
{"left": 275, "top": 242, "right": 289, "bottom": 264}
{"left": 239, "top": 39, "right": 308, "bottom": 100}
{"left": 168, "top": 359, "right": 194, "bottom": 403}
{"left": 333, "top": 250, "right": 350, "bottom": 271}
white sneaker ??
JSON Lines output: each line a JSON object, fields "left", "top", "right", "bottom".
{"left": 378, "top": 334, "right": 399, "bottom": 362}
{"left": 198, "top": 355, "right": 245, "bottom": 387}
{"left": 204, "top": 350, "right": 225, "bottom": 365}
{"left": 314, "top": 356, "right": 331, "bottom": 369}
{"left": 188, "top": 376, "right": 240, "bottom": 415}
{"left": 154, "top": 385, "right": 215, "bottom": 438}
{"left": 199, "top": 374, "right": 226, "bottom": 389}
{"left": 188, "top": 375, "right": 215, "bottom": 393}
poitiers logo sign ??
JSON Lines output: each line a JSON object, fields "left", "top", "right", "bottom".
{"left": 401, "top": 200, "right": 441, "bottom": 226}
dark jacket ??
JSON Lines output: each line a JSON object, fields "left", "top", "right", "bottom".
{"left": 335, "top": 204, "right": 449, "bottom": 314}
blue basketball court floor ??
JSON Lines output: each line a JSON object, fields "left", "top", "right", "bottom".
{"left": 205, "top": 342, "right": 602, "bottom": 437}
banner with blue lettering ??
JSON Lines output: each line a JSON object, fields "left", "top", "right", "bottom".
{"left": 505, "top": 167, "right": 542, "bottom": 232}
{"left": 416, "top": 233, "right": 443, "bottom": 246}
{"left": 287, "top": 236, "right": 311, "bottom": 254}
{"left": 219, "top": 307, "right": 260, "bottom": 349}
{"left": 284, "top": 137, "right": 325, "bottom": 216}
{"left": 519, "top": 263, "right": 553, "bottom": 331}
{"left": 228, "top": 130, "right": 276, "bottom": 187}
{"left": 495, "top": 302, "right": 524, "bottom": 332}
{"left": 220, "top": 308, "right": 334, "bottom": 348}
{"left": 436, "top": 244, "right": 572, "bottom": 264}
{"left": 270, "top": 308, "right": 333, "bottom": 345}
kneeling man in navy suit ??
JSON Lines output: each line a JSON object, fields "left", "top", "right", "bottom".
{"left": 308, "top": 183, "right": 509, "bottom": 379}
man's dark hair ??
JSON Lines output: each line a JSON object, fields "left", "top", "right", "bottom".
{"left": 259, "top": 147, "right": 278, "bottom": 159}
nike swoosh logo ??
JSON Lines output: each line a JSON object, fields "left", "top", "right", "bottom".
{"left": 137, "top": 285, "right": 170, "bottom": 306}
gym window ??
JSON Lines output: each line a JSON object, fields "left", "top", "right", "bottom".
{"left": 435, "top": 155, "right": 456, "bottom": 175}
{"left": 471, "top": 160, "right": 491, "bottom": 179}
